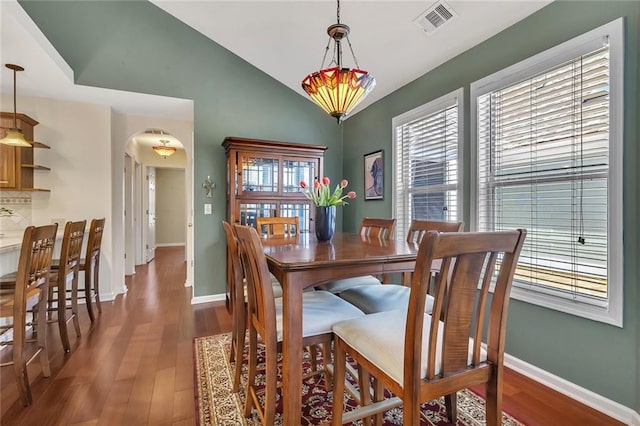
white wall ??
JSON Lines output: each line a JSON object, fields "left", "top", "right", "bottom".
{"left": 3, "top": 95, "right": 115, "bottom": 300}
{"left": 155, "top": 168, "right": 186, "bottom": 246}
{"left": 1, "top": 94, "right": 194, "bottom": 300}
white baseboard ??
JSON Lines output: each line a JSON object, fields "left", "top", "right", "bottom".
{"left": 156, "top": 243, "right": 185, "bottom": 247}
{"left": 191, "top": 293, "right": 226, "bottom": 305}
{"left": 504, "top": 352, "right": 640, "bottom": 425}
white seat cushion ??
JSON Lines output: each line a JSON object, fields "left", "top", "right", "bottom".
{"left": 275, "top": 290, "right": 365, "bottom": 341}
{"left": 339, "top": 284, "right": 435, "bottom": 314}
{"left": 315, "top": 275, "right": 382, "bottom": 293}
{"left": 332, "top": 310, "right": 486, "bottom": 386}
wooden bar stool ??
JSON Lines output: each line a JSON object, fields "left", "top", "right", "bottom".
{"left": 48, "top": 220, "right": 86, "bottom": 352}
{"left": 0, "top": 224, "right": 57, "bottom": 406}
{"left": 52, "top": 218, "right": 105, "bottom": 322}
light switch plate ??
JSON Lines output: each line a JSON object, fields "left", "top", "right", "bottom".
{"left": 204, "top": 204, "right": 212, "bottom": 215}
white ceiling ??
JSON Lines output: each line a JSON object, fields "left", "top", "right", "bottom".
{"left": 1, "top": 0, "right": 552, "bottom": 126}
{"left": 151, "top": 0, "right": 552, "bottom": 116}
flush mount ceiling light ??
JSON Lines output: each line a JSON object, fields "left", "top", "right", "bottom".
{"left": 153, "top": 139, "right": 176, "bottom": 159}
{"left": 301, "top": 0, "right": 376, "bottom": 123}
{"left": 1, "top": 64, "right": 31, "bottom": 147}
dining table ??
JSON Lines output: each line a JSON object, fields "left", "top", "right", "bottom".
{"left": 261, "top": 231, "right": 420, "bottom": 425}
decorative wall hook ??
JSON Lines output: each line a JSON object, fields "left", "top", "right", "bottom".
{"left": 202, "top": 176, "right": 215, "bottom": 198}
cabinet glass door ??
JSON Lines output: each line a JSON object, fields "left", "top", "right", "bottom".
{"left": 282, "top": 158, "right": 318, "bottom": 194}
{"left": 238, "top": 153, "right": 278, "bottom": 194}
{"left": 280, "top": 203, "right": 312, "bottom": 233}
{"left": 237, "top": 202, "right": 278, "bottom": 227}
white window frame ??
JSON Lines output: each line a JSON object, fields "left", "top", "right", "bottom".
{"left": 470, "top": 18, "right": 624, "bottom": 326}
{"left": 392, "top": 88, "right": 464, "bottom": 239}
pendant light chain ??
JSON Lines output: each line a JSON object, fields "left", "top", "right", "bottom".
{"left": 12, "top": 67, "right": 17, "bottom": 128}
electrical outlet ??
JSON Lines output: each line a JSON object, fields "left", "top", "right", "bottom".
{"left": 204, "top": 204, "right": 212, "bottom": 215}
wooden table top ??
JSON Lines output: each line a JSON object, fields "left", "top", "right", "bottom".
{"left": 261, "top": 232, "right": 419, "bottom": 270}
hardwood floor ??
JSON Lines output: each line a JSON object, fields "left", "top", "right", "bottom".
{"left": 0, "top": 246, "right": 623, "bottom": 425}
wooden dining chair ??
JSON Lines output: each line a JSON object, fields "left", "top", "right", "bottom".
{"left": 339, "top": 220, "right": 464, "bottom": 314}
{"left": 331, "top": 229, "right": 526, "bottom": 425}
{"left": 234, "top": 224, "right": 365, "bottom": 425}
{"left": 315, "top": 217, "right": 396, "bottom": 293}
{"left": 47, "top": 220, "right": 86, "bottom": 352}
{"left": 222, "top": 220, "right": 290, "bottom": 393}
{"left": 256, "top": 216, "right": 299, "bottom": 238}
{"left": 0, "top": 224, "right": 57, "bottom": 406}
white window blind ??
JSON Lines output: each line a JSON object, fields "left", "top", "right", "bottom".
{"left": 394, "top": 89, "right": 462, "bottom": 238}
{"left": 476, "top": 43, "right": 615, "bottom": 309}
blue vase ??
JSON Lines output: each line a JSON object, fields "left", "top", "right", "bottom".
{"left": 315, "top": 206, "right": 336, "bottom": 241}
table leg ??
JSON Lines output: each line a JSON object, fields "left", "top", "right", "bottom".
{"left": 281, "top": 275, "right": 303, "bottom": 426}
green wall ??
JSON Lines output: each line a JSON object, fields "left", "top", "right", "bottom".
{"left": 342, "top": 1, "right": 640, "bottom": 410}
{"left": 19, "top": 1, "right": 342, "bottom": 297}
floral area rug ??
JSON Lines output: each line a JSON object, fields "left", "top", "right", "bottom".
{"left": 194, "top": 333, "right": 524, "bottom": 425}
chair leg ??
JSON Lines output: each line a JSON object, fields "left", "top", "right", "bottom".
{"left": 320, "top": 342, "right": 332, "bottom": 391}
{"left": 331, "top": 338, "right": 346, "bottom": 426}
{"left": 357, "top": 366, "right": 373, "bottom": 426}
{"left": 445, "top": 392, "right": 457, "bottom": 422}
{"left": 56, "top": 280, "right": 71, "bottom": 353}
{"left": 93, "top": 265, "right": 102, "bottom": 314}
{"left": 232, "top": 305, "right": 246, "bottom": 393}
{"left": 372, "top": 377, "right": 384, "bottom": 426}
{"left": 485, "top": 367, "right": 503, "bottom": 426}
{"left": 12, "top": 303, "right": 31, "bottom": 406}
{"left": 244, "top": 328, "right": 258, "bottom": 418}
{"left": 84, "top": 269, "right": 96, "bottom": 323}
{"left": 36, "top": 286, "right": 51, "bottom": 378}
{"left": 71, "top": 274, "right": 81, "bottom": 337}
{"left": 263, "top": 342, "right": 278, "bottom": 425}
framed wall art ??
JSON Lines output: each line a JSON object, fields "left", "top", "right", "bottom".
{"left": 364, "top": 150, "right": 384, "bottom": 200}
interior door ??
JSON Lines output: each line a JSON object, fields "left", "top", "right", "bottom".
{"left": 146, "top": 166, "right": 156, "bottom": 262}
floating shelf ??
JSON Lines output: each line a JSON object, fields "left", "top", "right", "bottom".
{"left": 0, "top": 187, "right": 51, "bottom": 192}
{"left": 32, "top": 141, "right": 50, "bottom": 149}
{"left": 21, "top": 164, "right": 51, "bottom": 171}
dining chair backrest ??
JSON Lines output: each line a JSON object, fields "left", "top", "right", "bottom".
{"left": 222, "top": 221, "right": 244, "bottom": 317}
{"left": 234, "top": 224, "right": 278, "bottom": 345}
{"left": 256, "top": 216, "right": 299, "bottom": 238}
{"left": 401, "top": 220, "right": 465, "bottom": 285}
{"left": 85, "top": 218, "right": 105, "bottom": 272}
{"left": 12, "top": 224, "right": 58, "bottom": 328}
{"left": 406, "top": 219, "right": 464, "bottom": 244}
{"left": 58, "top": 220, "right": 87, "bottom": 283}
{"left": 407, "top": 229, "right": 526, "bottom": 388}
{"left": 360, "top": 217, "right": 395, "bottom": 240}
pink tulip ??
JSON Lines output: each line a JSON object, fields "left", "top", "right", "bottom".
{"left": 300, "top": 180, "right": 307, "bottom": 189}
{"left": 314, "top": 180, "right": 320, "bottom": 189}
{"left": 340, "top": 179, "right": 348, "bottom": 188}
{"left": 347, "top": 191, "right": 356, "bottom": 199}
{"left": 322, "top": 176, "right": 330, "bottom": 186}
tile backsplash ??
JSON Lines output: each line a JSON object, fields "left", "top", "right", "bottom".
{"left": 0, "top": 193, "right": 32, "bottom": 232}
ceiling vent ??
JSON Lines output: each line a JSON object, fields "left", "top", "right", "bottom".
{"left": 413, "top": 1, "right": 457, "bottom": 35}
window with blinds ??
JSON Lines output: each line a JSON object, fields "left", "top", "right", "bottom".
{"left": 471, "top": 19, "right": 623, "bottom": 326}
{"left": 393, "top": 89, "right": 463, "bottom": 238}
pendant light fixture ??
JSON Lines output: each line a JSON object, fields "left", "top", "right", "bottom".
{"left": 152, "top": 139, "right": 176, "bottom": 159}
{"left": 301, "top": 0, "right": 376, "bottom": 122}
{"left": 1, "top": 64, "right": 32, "bottom": 147}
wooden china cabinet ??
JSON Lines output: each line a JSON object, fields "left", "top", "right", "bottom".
{"left": 222, "top": 136, "right": 327, "bottom": 308}
{"left": 0, "top": 112, "right": 51, "bottom": 192}
{"left": 223, "top": 136, "right": 327, "bottom": 232}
